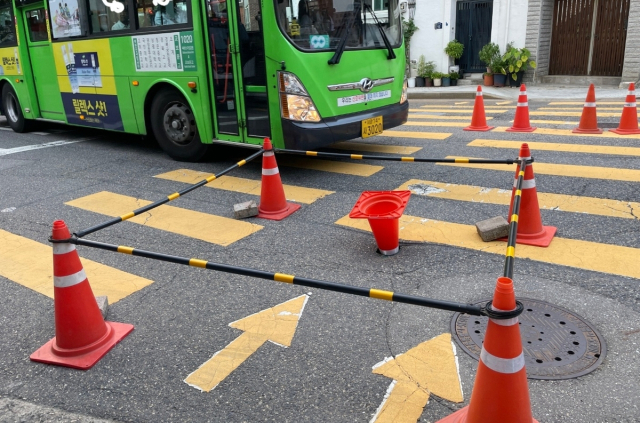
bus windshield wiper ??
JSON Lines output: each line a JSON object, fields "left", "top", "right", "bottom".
{"left": 363, "top": 2, "right": 396, "bottom": 60}
{"left": 328, "top": 1, "right": 362, "bottom": 65}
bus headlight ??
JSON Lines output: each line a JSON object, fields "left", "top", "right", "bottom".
{"left": 400, "top": 79, "right": 408, "bottom": 104}
{"left": 278, "top": 71, "right": 321, "bottom": 122}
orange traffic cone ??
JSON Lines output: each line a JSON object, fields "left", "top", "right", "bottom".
{"left": 349, "top": 191, "right": 411, "bottom": 255}
{"left": 610, "top": 83, "right": 640, "bottom": 135}
{"left": 507, "top": 84, "right": 536, "bottom": 132}
{"left": 437, "top": 277, "right": 538, "bottom": 423}
{"left": 30, "top": 220, "right": 134, "bottom": 370}
{"left": 503, "top": 143, "right": 556, "bottom": 247}
{"left": 464, "top": 86, "right": 494, "bottom": 132}
{"left": 573, "top": 84, "right": 602, "bottom": 134}
{"left": 257, "top": 137, "right": 301, "bottom": 220}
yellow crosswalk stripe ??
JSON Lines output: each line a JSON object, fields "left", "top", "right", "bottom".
{"left": 530, "top": 111, "right": 622, "bottom": 117}
{"left": 404, "top": 121, "right": 469, "bottom": 127}
{"left": 529, "top": 119, "right": 578, "bottom": 125}
{"left": 496, "top": 101, "right": 512, "bottom": 105}
{"left": 438, "top": 156, "right": 640, "bottom": 182}
{"left": 66, "top": 192, "right": 263, "bottom": 246}
{"left": 154, "top": 170, "right": 333, "bottom": 204}
{"left": 410, "top": 108, "right": 507, "bottom": 113}
{"left": 395, "top": 179, "right": 640, "bottom": 219}
{"left": 331, "top": 142, "right": 422, "bottom": 155}
{"left": 380, "top": 130, "right": 451, "bottom": 140}
{"left": 276, "top": 156, "right": 383, "bottom": 176}
{"left": 420, "top": 105, "right": 515, "bottom": 109}
{"left": 335, "top": 215, "right": 640, "bottom": 280}
{"left": 548, "top": 101, "right": 625, "bottom": 105}
{"left": 467, "top": 139, "right": 640, "bottom": 156}
{"left": 0, "top": 229, "right": 153, "bottom": 302}
{"left": 493, "top": 126, "right": 640, "bottom": 139}
{"left": 408, "top": 114, "right": 493, "bottom": 120}
{"left": 536, "top": 107, "right": 627, "bottom": 111}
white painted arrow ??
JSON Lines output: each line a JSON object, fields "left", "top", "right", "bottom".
{"left": 370, "top": 333, "right": 463, "bottom": 423}
{"left": 185, "top": 295, "right": 308, "bottom": 392}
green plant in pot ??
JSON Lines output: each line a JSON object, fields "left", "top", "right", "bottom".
{"left": 422, "top": 60, "right": 435, "bottom": 87}
{"left": 416, "top": 55, "right": 427, "bottom": 87}
{"left": 479, "top": 42, "right": 500, "bottom": 73}
{"left": 431, "top": 72, "right": 443, "bottom": 87}
{"left": 449, "top": 71, "right": 460, "bottom": 86}
{"left": 442, "top": 73, "right": 451, "bottom": 87}
{"left": 501, "top": 45, "right": 537, "bottom": 87}
{"left": 444, "top": 39, "right": 464, "bottom": 73}
{"left": 491, "top": 56, "right": 507, "bottom": 87}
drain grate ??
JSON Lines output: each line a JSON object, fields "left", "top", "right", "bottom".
{"left": 451, "top": 298, "right": 606, "bottom": 380}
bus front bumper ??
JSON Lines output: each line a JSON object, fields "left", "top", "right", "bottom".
{"left": 281, "top": 101, "right": 409, "bottom": 151}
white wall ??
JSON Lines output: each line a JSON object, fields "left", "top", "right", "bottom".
{"left": 491, "top": 0, "right": 528, "bottom": 52}
{"left": 408, "top": 0, "right": 529, "bottom": 74}
{"left": 408, "top": 0, "right": 457, "bottom": 73}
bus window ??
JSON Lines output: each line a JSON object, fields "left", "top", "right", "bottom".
{"left": 275, "top": 0, "right": 401, "bottom": 51}
{"left": 0, "top": 0, "right": 15, "bottom": 47}
{"left": 135, "top": 0, "right": 188, "bottom": 27}
{"left": 87, "top": 0, "right": 130, "bottom": 32}
{"left": 25, "top": 9, "right": 49, "bottom": 42}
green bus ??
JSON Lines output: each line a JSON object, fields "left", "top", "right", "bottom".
{"left": 0, "top": 0, "right": 408, "bottom": 161}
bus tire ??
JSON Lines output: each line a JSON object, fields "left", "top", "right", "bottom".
{"left": 150, "top": 89, "right": 209, "bottom": 162}
{"left": 2, "top": 84, "right": 32, "bottom": 133}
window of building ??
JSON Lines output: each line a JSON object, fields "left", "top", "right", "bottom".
{"left": 26, "top": 9, "right": 49, "bottom": 42}
{"left": 136, "top": 0, "right": 188, "bottom": 28}
{"left": 87, "top": 0, "right": 130, "bottom": 33}
{"left": 0, "top": 0, "right": 16, "bottom": 47}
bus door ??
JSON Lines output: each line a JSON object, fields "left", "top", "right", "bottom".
{"left": 21, "top": 3, "right": 64, "bottom": 120}
{"left": 205, "top": 0, "right": 270, "bottom": 144}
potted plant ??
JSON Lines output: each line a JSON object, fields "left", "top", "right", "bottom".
{"left": 449, "top": 71, "right": 460, "bottom": 86}
{"left": 444, "top": 39, "right": 464, "bottom": 72}
{"left": 415, "top": 55, "right": 427, "bottom": 87}
{"left": 491, "top": 57, "right": 507, "bottom": 87}
{"left": 502, "top": 45, "right": 537, "bottom": 87}
{"left": 479, "top": 42, "right": 500, "bottom": 73}
{"left": 422, "top": 60, "right": 435, "bottom": 87}
{"left": 402, "top": 18, "right": 419, "bottom": 77}
{"left": 483, "top": 72, "right": 493, "bottom": 86}
{"left": 442, "top": 73, "right": 451, "bottom": 87}
{"left": 432, "top": 72, "right": 443, "bottom": 87}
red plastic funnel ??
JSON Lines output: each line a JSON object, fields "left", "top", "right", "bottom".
{"left": 349, "top": 191, "right": 411, "bottom": 255}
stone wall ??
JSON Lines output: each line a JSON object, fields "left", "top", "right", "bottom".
{"left": 620, "top": 0, "right": 640, "bottom": 86}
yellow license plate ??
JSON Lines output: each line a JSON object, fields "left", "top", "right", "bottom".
{"left": 362, "top": 116, "right": 383, "bottom": 138}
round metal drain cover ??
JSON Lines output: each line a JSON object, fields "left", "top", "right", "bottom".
{"left": 451, "top": 298, "right": 606, "bottom": 380}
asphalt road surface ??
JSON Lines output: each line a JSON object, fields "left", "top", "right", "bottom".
{"left": 1, "top": 98, "right": 639, "bottom": 423}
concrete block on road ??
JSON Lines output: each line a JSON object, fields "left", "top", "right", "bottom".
{"left": 476, "top": 216, "right": 509, "bottom": 242}
{"left": 96, "top": 295, "right": 108, "bottom": 319}
{"left": 234, "top": 200, "right": 259, "bottom": 219}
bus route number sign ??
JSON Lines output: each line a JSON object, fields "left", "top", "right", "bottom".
{"left": 362, "top": 116, "right": 383, "bottom": 138}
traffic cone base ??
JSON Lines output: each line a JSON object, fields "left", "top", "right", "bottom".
{"left": 349, "top": 191, "right": 410, "bottom": 255}
{"left": 499, "top": 225, "right": 557, "bottom": 247}
{"left": 573, "top": 127, "right": 603, "bottom": 134}
{"left": 257, "top": 203, "right": 301, "bottom": 220}
{"left": 463, "top": 125, "right": 494, "bottom": 132}
{"left": 436, "top": 406, "right": 539, "bottom": 423}
{"left": 610, "top": 127, "right": 640, "bottom": 135}
{"left": 30, "top": 321, "right": 133, "bottom": 370}
{"left": 257, "top": 138, "right": 301, "bottom": 220}
{"left": 506, "top": 125, "right": 537, "bottom": 133}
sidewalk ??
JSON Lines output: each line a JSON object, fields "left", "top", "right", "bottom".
{"left": 408, "top": 84, "right": 629, "bottom": 101}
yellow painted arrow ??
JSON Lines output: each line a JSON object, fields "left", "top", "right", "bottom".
{"left": 184, "top": 295, "right": 308, "bottom": 392}
{"left": 371, "top": 333, "right": 463, "bottom": 423}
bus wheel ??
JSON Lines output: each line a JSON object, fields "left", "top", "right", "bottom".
{"left": 150, "top": 89, "right": 209, "bottom": 162}
{"left": 2, "top": 84, "right": 32, "bottom": 133}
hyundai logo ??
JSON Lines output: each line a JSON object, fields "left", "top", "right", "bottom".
{"left": 359, "top": 78, "right": 374, "bottom": 93}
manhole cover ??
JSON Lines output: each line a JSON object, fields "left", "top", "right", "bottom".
{"left": 451, "top": 298, "right": 606, "bottom": 380}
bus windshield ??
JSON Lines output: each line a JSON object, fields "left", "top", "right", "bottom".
{"left": 276, "top": 0, "right": 402, "bottom": 51}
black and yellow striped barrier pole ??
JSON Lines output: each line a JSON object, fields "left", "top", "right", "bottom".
{"left": 74, "top": 149, "right": 264, "bottom": 238}
{"left": 503, "top": 158, "right": 528, "bottom": 279}
{"left": 276, "top": 148, "right": 527, "bottom": 165}
{"left": 54, "top": 236, "right": 487, "bottom": 316}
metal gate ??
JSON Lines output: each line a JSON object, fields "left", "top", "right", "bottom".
{"left": 455, "top": 0, "right": 493, "bottom": 73}
{"left": 549, "top": 0, "right": 629, "bottom": 76}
